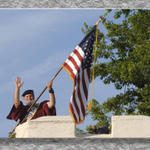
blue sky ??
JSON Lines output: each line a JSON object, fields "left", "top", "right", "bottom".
{"left": 0, "top": 9, "right": 123, "bottom": 137}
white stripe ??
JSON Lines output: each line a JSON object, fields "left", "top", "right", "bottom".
{"left": 75, "top": 45, "right": 84, "bottom": 57}
{"left": 74, "top": 84, "right": 84, "bottom": 121}
{"left": 65, "top": 45, "right": 84, "bottom": 73}
{"left": 79, "top": 70, "right": 87, "bottom": 110}
{"left": 65, "top": 59, "right": 77, "bottom": 75}
{"left": 70, "top": 52, "right": 82, "bottom": 67}
{"left": 70, "top": 96, "right": 79, "bottom": 122}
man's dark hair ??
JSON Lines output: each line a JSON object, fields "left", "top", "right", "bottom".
{"left": 22, "top": 89, "right": 34, "bottom": 98}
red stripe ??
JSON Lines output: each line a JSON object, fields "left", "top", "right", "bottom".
{"left": 69, "top": 103, "right": 77, "bottom": 122}
{"left": 63, "top": 62, "right": 76, "bottom": 81}
{"left": 72, "top": 87, "right": 81, "bottom": 121}
{"left": 68, "top": 56, "right": 80, "bottom": 71}
{"left": 77, "top": 71, "right": 85, "bottom": 118}
{"left": 82, "top": 70, "right": 88, "bottom": 100}
{"left": 73, "top": 49, "right": 83, "bottom": 62}
{"left": 87, "top": 68, "right": 90, "bottom": 81}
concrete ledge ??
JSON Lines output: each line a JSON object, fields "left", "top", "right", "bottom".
{"left": 112, "top": 115, "right": 150, "bottom": 121}
{"left": 15, "top": 116, "right": 76, "bottom": 138}
{"left": 112, "top": 115, "right": 150, "bottom": 138}
{"left": 15, "top": 115, "right": 150, "bottom": 138}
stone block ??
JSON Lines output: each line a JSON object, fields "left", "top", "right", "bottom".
{"left": 15, "top": 116, "right": 76, "bottom": 138}
{"left": 112, "top": 115, "right": 150, "bottom": 138}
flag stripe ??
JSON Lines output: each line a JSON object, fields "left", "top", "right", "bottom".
{"left": 70, "top": 53, "right": 81, "bottom": 67}
{"left": 72, "top": 90, "right": 81, "bottom": 122}
{"left": 84, "top": 69, "right": 90, "bottom": 93}
{"left": 68, "top": 56, "right": 79, "bottom": 71}
{"left": 70, "top": 98, "right": 80, "bottom": 122}
{"left": 75, "top": 45, "right": 84, "bottom": 58}
{"left": 87, "top": 68, "right": 90, "bottom": 80}
{"left": 74, "top": 49, "right": 83, "bottom": 62}
{"left": 81, "top": 70, "right": 88, "bottom": 100}
{"left": 63, "top": 62, "right": 76, "bottom": 81}
{"left": 76, "top": 74, "right": 85, "bottom": 118}
{"left": 65, "top": 59, "right": 77, "bottom": 76}
{"left": 79, "top": 71, "right": 87, "bottom": 109}
{"left": 85, "top": 68, "right": 90, "bottom": 88}
{"left": 74, "top": 84, "right": 84, "bottom": 120}
{"left": 69, "top": 103, "right": 78, "bottom": 122}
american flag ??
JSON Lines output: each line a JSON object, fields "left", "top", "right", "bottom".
{"left": 63, "top": 25, "right": 96, "bottom": 124}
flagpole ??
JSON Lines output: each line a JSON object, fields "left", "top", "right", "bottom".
{"left": 95, "top": 16, "right": 106, "bottom": 26}
{"left": 88, "top": 16, "right": 106, "bottom": 111}
{"left": 9, "top": 66, "right": 63, "bottom": 137}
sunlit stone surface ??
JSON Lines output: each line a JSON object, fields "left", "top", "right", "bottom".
{"left": 15, "top": 116, "right": 75, "bottom": 138}
{"left": 15, "top": 115, "right": 150, "bottom": 138}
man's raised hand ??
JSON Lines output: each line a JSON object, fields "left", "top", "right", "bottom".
{"left": 15, "top": 77, "right": 24, "bottom": 88}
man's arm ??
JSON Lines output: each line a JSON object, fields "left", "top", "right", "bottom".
{"left": 14, "top": 77, "right": 24, "bottom": 108}
{"left": 46, "top": 80, "right": 56, "bottom": 108}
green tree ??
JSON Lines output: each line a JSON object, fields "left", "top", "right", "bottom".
{"left": 82, "top": 10, "right": 150, "bottom": 134}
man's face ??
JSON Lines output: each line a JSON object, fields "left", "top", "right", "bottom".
{"left": 23, "top": 94, "right": 34, "bottom": 105}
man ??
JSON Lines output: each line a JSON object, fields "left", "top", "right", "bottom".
{"left": 7, "top": 77, "right": 56, "bottom": 123}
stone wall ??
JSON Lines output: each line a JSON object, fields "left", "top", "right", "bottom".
{"left": 15, "top": 116, "right": 75, "bottom": 138}
{"left": 112, "top": 115, "right": 150, "bottom": 138}
{"left": 15, "top": 115, "right": 150, "bottom": 138}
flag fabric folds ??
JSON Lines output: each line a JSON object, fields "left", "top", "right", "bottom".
{"left": 63, "top": 25, "right": 96, "bottom": 124}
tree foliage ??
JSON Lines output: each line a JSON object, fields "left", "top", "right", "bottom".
{"left": 82, "top": 9, "right": 150, "bottom": 133}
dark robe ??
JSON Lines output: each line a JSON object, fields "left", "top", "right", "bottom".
{"left": 7, "top": 100, "right": 56, "bottom": 123}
